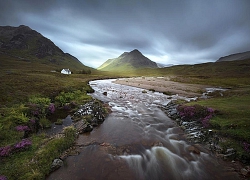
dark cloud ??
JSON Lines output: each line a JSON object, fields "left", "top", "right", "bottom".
{"left": 0, "top": 0, "right": 250, "bottom": 67}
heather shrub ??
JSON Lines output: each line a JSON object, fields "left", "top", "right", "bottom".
{"left": 13, "top": 139, "right": 32, "bottom": 152}
{"left": 177, "top": 104, "right": 214, "bottom": 127}
{"left": 243, "top": 142, "right": 250, "bottom": 153}
{"left": 0, "top": 146, "right": 12, "bottom": 157}
{"left": 0, "top": 139, "right": 32, "bottom": 157}
{"left": 15, "top": 125, "right": 30, "bottom": 132}
{"left": 0, "top": 175, "right": 7, "bottom": 180}
{"left": 28, "top": 96, "right": 51, "bottom": 118}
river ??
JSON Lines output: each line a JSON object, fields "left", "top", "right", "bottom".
{"left": 47, "top": 79, "right": 240, "bottom": 180}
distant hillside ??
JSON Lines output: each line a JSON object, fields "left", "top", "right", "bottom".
{"left": 157, "top": 63, "right": 174, "bottom": 68}
{"left": 0, "top": 25, "right": 92, "bottom": 71}
{"left": 98, "top": 49, "right": 158, "bottom": 71}
{"left": 216, "top": 51, "right": 250, "bottom": 62}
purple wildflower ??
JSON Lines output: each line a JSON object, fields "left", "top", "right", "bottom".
{"left": 178, "top": 105, "right": 196, "bottom": 119}
{"left": 243, "top": 142, "right": 250, "bottom": 152}
{"left": 177, "top": 105, "right": 214, "bottom": 127}
{"left": 0, "top": 175, "right": 8, "bottom": 180}
{"left": 207, "top": 107, "right": 214, "bottom": 113}
{"left": 0, "top": 146, "right": 12, "bottom": 157}
{"left": 14, "top": 139, "right": 32, "bottom": 150}
{"left": 48, "top": 103, "right": 56, "bottom": 114}
{"left": 30, "top": 119, "right": 36, "bottom": 124}
{"left": 15, "top": 125, "right": 30, "bottom": 132}
{"left": 202, "top": 114, "right": 212, "bottom": 128}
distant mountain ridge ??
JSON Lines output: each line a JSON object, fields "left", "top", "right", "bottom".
{"left": 216, "top": 51, "right": 250, "bottom": 62}
{"left": 0, "top": 25, "right": 90, "bottom": 70}
{"left": 98, "top": 49, "right": 158, "bottom": 71}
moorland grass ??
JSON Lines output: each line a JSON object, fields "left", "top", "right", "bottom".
{"left": 0, "top": 54, "right": 113, "bottom": 179}
{"left": 0, "top": 127, "right": 76, "bottom": 180}
{"left": 187, "top": 94, "right": 250, "bottom": 140}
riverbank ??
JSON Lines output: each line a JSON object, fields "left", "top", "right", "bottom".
{"left": 115, "top": 76, "right": 208, "bottom": 97}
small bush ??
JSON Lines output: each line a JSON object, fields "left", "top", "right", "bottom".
{"left": 55, "top": 119, "right": 63, "bottom": 125}
{"left": 28, "top": 96, "right": 52, "bottom": 118}
{"left": 39, "top": 117, "right": 51, "bottom": 129}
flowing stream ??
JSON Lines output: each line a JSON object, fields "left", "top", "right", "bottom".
{"left": 47, "top": 79, "right": 239, "bottom": 180}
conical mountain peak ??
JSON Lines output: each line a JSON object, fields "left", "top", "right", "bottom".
{"left": 98, "top": 49, "right": 158, "bottom": 71}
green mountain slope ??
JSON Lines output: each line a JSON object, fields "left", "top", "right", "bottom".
{"left": 97, "top": 49, "right": 158, "bottom": 71}
{"left": 0, "top": 25, "right": 92, "bottom": 71}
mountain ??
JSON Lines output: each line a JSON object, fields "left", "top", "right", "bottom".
{"left": 216, "top": 51, "right": 250, "bottom": 62}
{"left": 0, "top": 25, "right": 91, "bottom": 71}
{"left": 98, "top": 49, "right": 158, "bottom": 71}
{"left": 157, "top": 63, "right": 174, "bottom": 68}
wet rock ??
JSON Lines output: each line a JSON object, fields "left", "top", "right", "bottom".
{"left": 51, "top": 159, "right": 63, "bottom": 172}
{"left": 241, "top": 166, "right": 250, "bottom": 176}
{"left": 223, "top": 148, "right": 236, "bottom": 160}
{"left": 74, "top": 120, "right": 93, "bottom": 133}
{"left": 187, "top": 145, "right": 200, "bottom": 154}
{"left": 72, "top": 100, "right": 108, "bottom": 133}
{"left": 169, "top": 109, "right": 177, "bottom": 116}
{"left": 153, "top": 142, "right": 163, "bottom": 147}
{"left": 162, "top": 100, "right": 225, "bottom": 155}
{"left": 103, "top": 92, "right": 107, "bottom": 96}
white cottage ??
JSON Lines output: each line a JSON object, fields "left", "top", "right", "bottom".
{"left": 61, "top": 69, "right": 71, "bottom": 74}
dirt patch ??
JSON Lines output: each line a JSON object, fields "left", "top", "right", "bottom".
{"left": 115, "top": 77, "right": 208, "bottom": 97}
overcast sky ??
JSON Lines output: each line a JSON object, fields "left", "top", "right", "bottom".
{"left": 0, "top": 0, "right": 250, "bottom": 68}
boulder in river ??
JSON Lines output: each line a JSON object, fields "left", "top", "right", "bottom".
{"left": 51, "top": 159, "right": 63, "bottom": 172}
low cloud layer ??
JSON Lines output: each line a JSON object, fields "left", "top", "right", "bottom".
{"left": 1, "top": 0, "right": 250, "bottom": 68}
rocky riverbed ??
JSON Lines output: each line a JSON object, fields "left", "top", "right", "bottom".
{"left": 161, "top": 100, "right": 250, "bottom": 179}
{"left": 47, "top": 79, "right": 250, "bottom": 180}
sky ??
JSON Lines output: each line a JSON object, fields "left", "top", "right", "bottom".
{"left": 0, "top": 0, "right": 250, "bottom": 68}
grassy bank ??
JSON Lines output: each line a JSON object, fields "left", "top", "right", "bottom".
{"left": 182, "top": 87, "right": 250, "bottom": 162}
{"left": 0, "top": 56, "right": 114, "bottom": 179}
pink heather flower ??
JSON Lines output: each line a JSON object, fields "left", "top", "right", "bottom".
{"left": 178, "top": 105, "right": 214, "bottom": 127}
{"left": 15, "top": 125, "right": 30, "bottom": 132}
{"left": 0, "top": 146, "right": 12, "bottom": 157}
{"left": 243, "top": 142, "right": 250, "bottom": 152}
{"left": 30, "top": 119, "right": 36, "bottom": 124}
{"left": 14, "top": 139, "right": 32, "bottom": 150}
{"left": 207, "top": 107, "right": 214, "bottom": 113}
{"left": 48, "top": 103, "right": 56, "bottom": 114}
{"left": 0, "top": 175, "right": 8, "bottom": 180}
